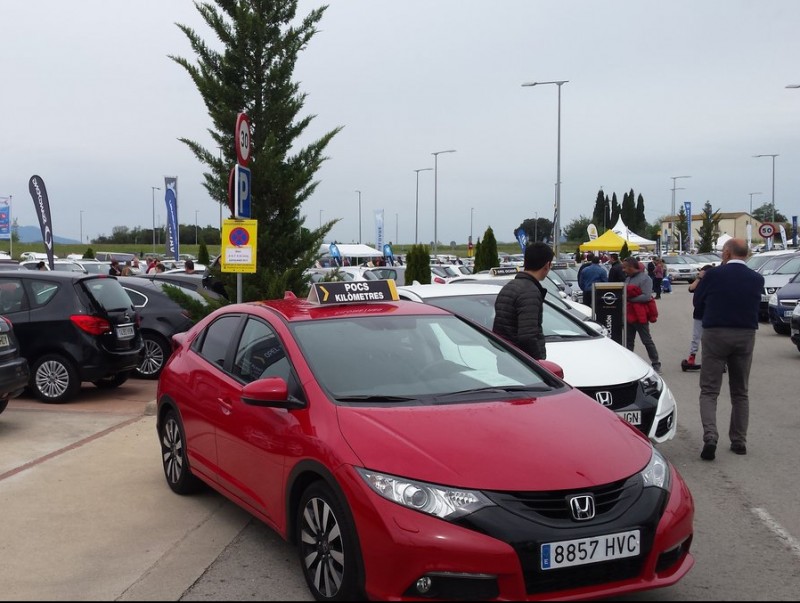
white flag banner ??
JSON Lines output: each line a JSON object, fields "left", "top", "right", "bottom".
{"left": 779, "top": 224, "right": 788, "bottom": 249}
{"left": 374, "top": 209, "right": 384, "bottom": 251}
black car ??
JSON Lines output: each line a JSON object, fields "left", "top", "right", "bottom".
{"left": 0, "top": 272, "right": 143, "bottom": 403}
{"left": 117, "top": 277, "right": 202, "bottom": 379}
{"left": 0, "top": 315, "right": 30, "bottom": 414}
{"left": 769, "top": 271, "right": 800, "bottom": 335}
{"left": 134, "top": 271, "right": 229, "bottom": 301}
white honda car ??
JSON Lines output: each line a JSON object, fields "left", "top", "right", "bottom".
{"left": 397, "top": 283, "right": 678, "bottom": 444}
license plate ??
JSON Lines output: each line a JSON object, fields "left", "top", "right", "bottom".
{"left": 116, "top": 325, "right": 135, "bottom": 340}
{"left": 0, "top": 334, "right": 8, "bottom": 348}
{"left": 541, "top": 529, "right": 640, "bottom": 570}
{"left": 616, "top": 410, "right": 641, "bottom": 425}
{"left": 784, "top": 311, "right": 793, "bottom": 318}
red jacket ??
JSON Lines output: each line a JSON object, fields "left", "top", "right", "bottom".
{"left": 626, "top": 285, "right": 658, "bottom": 324}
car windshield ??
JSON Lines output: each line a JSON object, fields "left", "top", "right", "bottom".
{"left": 82, "top": 278, "right": 135, "bottom": 311}
{"left": 423, "top": 294, "right": 598, "bottom": 340}
{"left": 291, "top": 314, "right": 559, "bottom": 400}
{"left": 760, "top": 256, "right": 795, "bottom": 275}
{"left": 773, "top": 256, "right": 800, "bottom": 275}
{"left": 662, "top": 256, "right": 689, "bottom": 264}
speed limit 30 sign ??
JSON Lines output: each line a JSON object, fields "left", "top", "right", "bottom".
{"left": 235, "top": 112, "right": 252, "bottom": 167}
{"left": 759, "top": 222, "right": 776, "bottom": 238}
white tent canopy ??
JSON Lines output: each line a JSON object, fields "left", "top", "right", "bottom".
{"left": 714, "top": 233, "right": 733, "bottom": 251}
{"left": 318, "top": 243, "right": 383, "bottom": 258}
{"left": 610, "top": 217, "right": 657, "bottom": 247}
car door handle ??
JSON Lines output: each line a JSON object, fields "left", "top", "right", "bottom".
{"left": 218, "top": 397, "right": 234, "bottom": 415}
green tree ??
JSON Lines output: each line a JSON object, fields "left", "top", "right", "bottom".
{"left": 676, "top": 207, "right": 689, "bottom": 251}
{"left": 634, "top": 193, "right": 647, "bottom": 234}
{"left": 197, "top": 241, "right": 210, "bottom": 265}
{"left": 404, "top": 244, "right": 431, "bottom": 284}
{"left": 752, "top": 202, "right": 787, "bottom": 224}
{"left": 695, "top": 201, "right": 722, "bottom": 253}
{"left": 563, "top": 215, "right": 591, "bottom": 243}
{"left": 621, "top": 189, "right": 636, "bottom": 228}
{"left": 609, "top": 193, "right": 620, "bottom": 228}
{"left": 172, "top": 1, "right": 341, "bottom": 301}
{"left": 474, "top": 226, "right": 498, "bottom": 272}
{"left": 83, "top": 247, "right": 95, "bottom": 259}
{"left": 619, "top": 241, "right": 632, "bottom": 260}
{"left": 591, "top": 189, "right": 606, "bottom": 231}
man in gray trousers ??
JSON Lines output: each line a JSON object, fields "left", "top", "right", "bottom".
{"left": 692, "top": 238, "right": 764, "bottom": 461}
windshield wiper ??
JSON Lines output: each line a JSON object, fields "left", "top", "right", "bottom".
{"left": 434, "top": 385, "right": 552, "bottom": 399}
{"left": 335, "top": 395, "right": 417, "bottom": 402}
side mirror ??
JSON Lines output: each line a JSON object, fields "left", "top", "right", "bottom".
{"left": 241, "top": 377, "right": 304, "bottom": 409}
{"left": 538, "top": 359, "right": 565, "bottom": 380}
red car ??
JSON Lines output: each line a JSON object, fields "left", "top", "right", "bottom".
{"left": 156, "top": 281, "right": 694, "bottom": 601}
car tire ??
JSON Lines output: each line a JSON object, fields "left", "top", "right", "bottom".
{"left": 159, "top": 408, "right": 203, "bottom": 494}
{"left": 773, "top": 323, "right": 791, "bottom": 335}
{"left": 136, "top": 333, "right": 170, "bottom": 380}
{"left": 0, "top": 399, "right": 7, "bottom": 414}
{"left": 297, "top": 481, "right": 364, "bottom": 601}
{"left": 31, "top": 354, "right": 81, "bottom": 403}
{"left": 92, "top": 371, "right": 130, "bottom": 389}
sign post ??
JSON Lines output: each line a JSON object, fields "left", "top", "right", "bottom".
{"left": 224, "top": 113, "right": 255, "bottom": 303}
{"left": 592, "top": 283, "right": 627, "bottom": 346}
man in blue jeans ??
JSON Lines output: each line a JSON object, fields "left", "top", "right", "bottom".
{"left": 693, "top": 238, "right": 763, "bottom": 461}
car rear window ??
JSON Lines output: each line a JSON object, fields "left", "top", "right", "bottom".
{"left": 82, "top": 278, "right": 135, "bottom": 311}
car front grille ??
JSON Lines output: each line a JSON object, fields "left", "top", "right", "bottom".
{"left": 577, "top": 382, "right": 656, "bottom": 437}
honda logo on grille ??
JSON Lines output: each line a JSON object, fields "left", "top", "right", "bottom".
{"left": 595, "top": 391, "right": 613, "bottom": 406}
{"left": 568, "top": 495, "right": 596, "bottom": 521}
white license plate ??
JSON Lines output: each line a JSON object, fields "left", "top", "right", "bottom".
{"left": 784, "top": 310, "right": 793, "bottom": 318}
{"left": 541, "top": 529, "right": 640, "bottom": 570}
{"left": 0, "top": 334, "right": 9, "bottom": 347}
{"left": 116, "top": 325, "right": 135, "bottom": 339}
{"left": 616, "top": 410, "right": 641, "bottom": 425}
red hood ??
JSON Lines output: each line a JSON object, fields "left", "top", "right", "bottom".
{"left": 337, "top": 390, "right": 652, "bottom": 491}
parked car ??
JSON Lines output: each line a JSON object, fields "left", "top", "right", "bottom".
{"left": 156, "top": 280, "right": 694, "bottom": 601}
{"left": 767, "top": 269, "right": 800, "bottom": 335}
{"left": 397, "top": 282, "right": 678, "bottom": 444}
{"left": 134, "top": 271, "right": 229, "bottom": 302}
{"left": 20, "top": 259, "right": 85, "bottom": 272}
{"left": 0, "top": 315, "right": 30, "bottom": 415}
{"left": 660, "top": 255, "right": 698, "bottom": 283}
{"left": 0, "top": 272, "right": 143, "bottom": 402}
{"left": 790, "top": 302, "right": 800, "bottom": 351}
{"left": 757, "top": 254, "right": 800, "bottom": 321}
{"left": 117, "top": 277, "right": 200, "bottom": 379}
{"left": 745, "top": 249, "right": 798, "bottom": 273}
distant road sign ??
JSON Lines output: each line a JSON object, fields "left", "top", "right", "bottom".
{"left": 235, "top": 113, "right": 252, "bottom": 166}
{"left": 234, "top": 165, "right": 252, "bottom": 219}
{"left": 759, "top": 222, "right": 776, "bottom": 238}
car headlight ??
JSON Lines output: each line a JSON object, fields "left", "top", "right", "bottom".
{"left": 793, "top": 304, "right": 800, "bottom": 318}
{"left": 357, "top": 468, "right": 495, "bottom": 520}
{"left": 768, "top": 294, "right": 778, "bottom": 307}
{"left": 641, "top": 447, "right": 671, "bottom": 491}
{"left": 640, "top": 367, "right": 664, "bottom": 398}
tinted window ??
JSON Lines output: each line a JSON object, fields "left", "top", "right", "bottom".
{"left": 197, "top": 315, "right": 242, "bottom": 368}
{"left": 232, "top": 317, "right": 289, "bottom": 384}
{"left": 124, "top": 288, "right": 148, "bottom": 307}
{"left": 83, "top": 278, "right": 135, "bottom": 311}
{"left": 0, "top": 279, "right": 27, "bottom": 313}
{"left": 29, "top": 280, "right": 58, "bottom": 307}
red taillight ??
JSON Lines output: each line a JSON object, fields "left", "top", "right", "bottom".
{"left": 433, "top": 276, "right": 446, "bottom": 284}
{"left": 70, "top": 314, "right": 112, "bottom": 335}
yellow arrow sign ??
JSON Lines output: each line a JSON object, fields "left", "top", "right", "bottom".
{"left": 318, "top": 285, "right": 330, "bottom": 302}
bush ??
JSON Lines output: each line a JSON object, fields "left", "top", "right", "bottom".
{"left": 405, "top": 244, "right": 431, "bottom": 284}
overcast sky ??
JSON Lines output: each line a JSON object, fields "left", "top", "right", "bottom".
{"left": 2, "top": 0, "right": 799, "bottom": 249}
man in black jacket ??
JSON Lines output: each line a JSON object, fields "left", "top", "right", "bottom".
{"left": 492, "top": 242, "right": 554, "bottom": 360}
{"left": 607, "top": 252, "right": 625, "bottom": 282}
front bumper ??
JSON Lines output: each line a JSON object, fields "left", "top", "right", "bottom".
{"left": 340, "top": 464, "right": 694, "bottom": 601}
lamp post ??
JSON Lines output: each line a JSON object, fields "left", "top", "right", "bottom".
{"left": 670, "top": 176, "right": 691, "bottom": 253}
{"left": 786, "top": 84, "right": 800, "bottom": 88}
{"left": 355, "top": 190, "right": 362, "bottom": 244}
{"left": 432, "top": 149, "right": 456, "bottom": 255}
{"left": 748, "top": 192, "right": 762, "bottom": 219}
{"left": 414, "top": 168, "right": 433, "bottom": 245}
{"left": 79, "top": 210, "right": 84, "bottom": 246}
{"left": 151, "top": 186, "right": 161, "bottom": 253}
{"left": 747, "top": 192, "right": 762, "bottom": 249}
{"left": 470, "top": 207, "right": 474, "bottom": 241}
{"left": 194, "top": 210, "right": 199, "bottom": 245}
{"left": 753, "top": 154, "right": 778, "bottom": 223}
{"left": 319, "top": 209, "right": 324, "bottom": 229}
{"left": 522, "top": 79, "right": 568, "bottom": 257}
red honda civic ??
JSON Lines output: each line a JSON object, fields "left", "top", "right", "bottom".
{"left": 156, "top": 281, "right": 694, "bottom": 601}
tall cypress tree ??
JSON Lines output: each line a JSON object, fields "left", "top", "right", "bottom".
{"left": 635, "top": 193, "right": 647, "bottom": 233}
{"left": 171, "top": 1, "right": 342, "bottom": 300}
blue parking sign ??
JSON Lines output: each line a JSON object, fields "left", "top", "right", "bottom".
{"left": 235, "top": 165, "right": 252, "bottom": 219}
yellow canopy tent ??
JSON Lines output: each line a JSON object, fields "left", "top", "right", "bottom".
{"left": 579, "top": 229, "right": 640, "bottom": 252}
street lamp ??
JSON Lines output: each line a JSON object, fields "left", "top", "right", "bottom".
{"left": 319, "top": 209, "right": 324, "bottom": 229}
{"left": 414, "top": 168, "right": 433, "bottom": 245}
{"left": 786, "top": 84, "right": 800, "bottom": 88}
{"left": 670, "top": 176, "right": 691, "bottom": 252}
{"left": 522, "top": 79, "right": 568, "bottom": 257}
{"left": 194, "top": 209, "right": 199, "bottom": 245}
{"left": 79, "top": 210, "right": 84, "bottom": 246}
{"left": 748, "top": 192, "right": 762, "bottom": 218}
{"left": 753, "top": 154, "right": 778, "bottom": 223}
{"left": 747, "top": 192, "right": 762, "bottom": 249}
{"left": 432, "top": 149, "right": 456, "bottom": 255}
{"left": 151, "top": 186, "right": 160, "bottom": 253}
{"left": 470, "top": 207, "right": 474, "bottom": 241}
{"left": 355, "top": 190, "right": 362, "bottom": 244}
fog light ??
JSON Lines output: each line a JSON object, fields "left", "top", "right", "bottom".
{"left": 416, "top": 576, "right": 432, "bottom": 594}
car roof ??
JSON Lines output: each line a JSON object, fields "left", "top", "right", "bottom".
{"left": 252, "top": 293, "right": 450, "bottom": 323}
{"left": 398, "top": 283, "right": 503, "bottom": 299}
{"left": 0, "top": 270, "right": 109, "bottom": 282}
